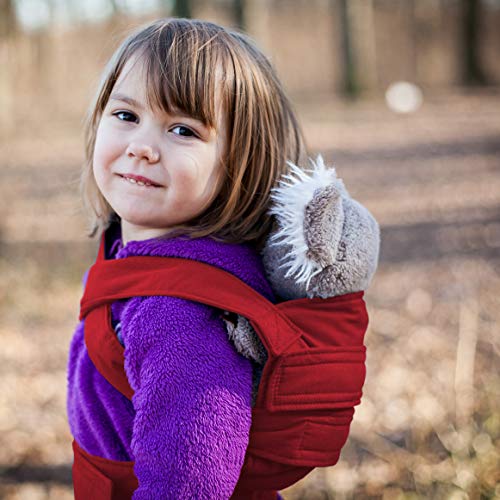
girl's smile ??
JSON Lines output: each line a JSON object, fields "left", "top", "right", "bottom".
{"left": 92, "top": 56, "right": 226, "bottom": 245}
{"left": 119, "top": 173, "right": 163, "bottom": 187}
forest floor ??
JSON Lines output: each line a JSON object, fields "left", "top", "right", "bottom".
{"left": 0, "top": 88, "right": 499, "bottom": 499}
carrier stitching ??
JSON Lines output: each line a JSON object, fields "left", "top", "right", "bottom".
{"left": 295, "top": 420, "right": 349, "bottom": 459}
{"left": 274, "top": 391, "right": 362, "bottom": 405}
{"left": 296, "top": 420, "right": 309, "bottom": 458}
{"left": 277, "top": 290, "right": 364, "bottom": 306}
{"left": 278, "top": 357, "right": 364, "bottom": 368}
{"left": 280, "top": 347, "right": 366, "bottom": 359}
{"left": 271, "top": 400, "right": 361, "bottom": 409}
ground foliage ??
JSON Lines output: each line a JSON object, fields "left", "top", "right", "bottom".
{"left": 0, "top": 90, "right": 499, "bottom": 499}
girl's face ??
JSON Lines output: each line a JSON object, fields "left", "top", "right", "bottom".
{"left": 93, "top": 56, "right": 227, "bottom": 244}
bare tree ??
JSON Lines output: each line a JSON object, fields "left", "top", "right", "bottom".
{"left": 462, "top": 0, "right": 487, "bottom": 85}
{"left": 0, "top": 0, "right": 17, "bottom": 38}
{"left": 173, "top": 0, "right": 192, "bottom": 18}
{"left": 0, "top": 0, "right": 17, "bottom": 137}
{"left": 233, "top": 0, "right": 246, "bottom": 31}
{"left": 405, "top": 0, "right": 418, "bottom": 82}
{"left": 335, "top": 0, "right": 358, "bottom": 97}
{"left": 350, "top": 0, "right": 378, "bottom": 90}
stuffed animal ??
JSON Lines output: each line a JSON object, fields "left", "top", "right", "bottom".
{"left": 225, "top": 155, "right": 380, "bottom": 385}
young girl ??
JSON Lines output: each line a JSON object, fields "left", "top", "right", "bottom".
{"left": 68, "top": 17, "right": 304, "bottom": 500}
{"left": 67, "top": 16, "right": 377, "bottom": 500}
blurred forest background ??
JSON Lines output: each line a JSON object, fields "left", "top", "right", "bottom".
{"left": 0, "top": 0, "right": 499, "bottom": 499}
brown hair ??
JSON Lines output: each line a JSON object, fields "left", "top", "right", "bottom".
{"left": 81, "top": 17, "right": 307, "bottom": 246}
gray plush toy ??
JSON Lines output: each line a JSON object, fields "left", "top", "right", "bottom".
{"left": 225, "top": 155, "right": 380, "bottom": 384}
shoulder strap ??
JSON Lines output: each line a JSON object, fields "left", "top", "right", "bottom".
{"left": 80, "top": 239, "right": 304, "bottom": 358}
{"left": 81, "top": 234, "right": 367, "bottom": 358}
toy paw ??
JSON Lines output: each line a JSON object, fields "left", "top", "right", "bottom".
{"left": 221, "top": 313, "right": 266, "bottom": 406}
{"left": 222, "top": 312, "right": 267, "bottom": 365}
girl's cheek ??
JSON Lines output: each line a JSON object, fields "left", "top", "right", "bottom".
{"left": 92, "top": 147, "right": 105, "bottom": 177}
{"left": 174, "top": 171, "right": 195, "bottom": 192}
{"left": 94, "top": 128, "right": 119, "bottom": 167}
{"left": 93, "top": 131, "right": 106, "bottom": 163}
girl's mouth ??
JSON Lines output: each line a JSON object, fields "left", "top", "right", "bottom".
{"left": 119, "top": 174, "right": 162, "bottom": 188}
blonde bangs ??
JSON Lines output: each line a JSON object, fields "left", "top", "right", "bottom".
{"left": 141, "top": 22, "right": 227, "bottom": 129}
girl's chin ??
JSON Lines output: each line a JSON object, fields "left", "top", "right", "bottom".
{"left": 113, "top": 207, "right": 161, "bottom": 226}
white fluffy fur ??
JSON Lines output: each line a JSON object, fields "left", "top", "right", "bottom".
{"left": 268, "top": 155, "right": 347, "bottom": 287}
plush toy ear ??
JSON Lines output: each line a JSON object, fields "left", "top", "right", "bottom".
{"left": 266, "top": 155, "right": 347, "bottom": 289}
{"left": 262, "top": 154, "right": 380, "bottom": 300}
{"left": 304, "top": 183, "right": 344, "bottom": 268}
{"left": 307, "top": 196, "right": 380, "bottom": 298}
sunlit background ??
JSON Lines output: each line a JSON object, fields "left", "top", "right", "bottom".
{"left": 1, "top": 0, "right": 499, "bottom": 498}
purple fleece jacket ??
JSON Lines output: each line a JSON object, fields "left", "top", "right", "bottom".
{"left": 67, "top": 222, "right": 274, "bottom": 499}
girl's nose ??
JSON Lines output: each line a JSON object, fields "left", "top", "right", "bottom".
{"left": 126, "top": 142, "right": 160, "bottom": 163}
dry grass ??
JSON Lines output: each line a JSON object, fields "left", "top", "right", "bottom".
{"left": 1, "top": 90, "right": 499, "bottom": 499}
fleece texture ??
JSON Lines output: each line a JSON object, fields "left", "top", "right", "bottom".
{"left": 67, "top": 221, "right": 274, "bottom": 499}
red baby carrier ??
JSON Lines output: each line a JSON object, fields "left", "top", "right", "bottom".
{"left": 75, "top": 232, "right": 368, "bottom": 499}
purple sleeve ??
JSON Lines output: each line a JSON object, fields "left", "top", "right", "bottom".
{"left": 120, "top": 295, "right": 253, "bottom": 499}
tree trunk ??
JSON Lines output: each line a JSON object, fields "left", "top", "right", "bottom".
{"left": 336, "top": 0, "right": 358, "bottom": 97}
{"left": 173, "top": 0, "right": 192, "bottom": 19}
{"left": 462, "top": 0, "right": 487, "bottom": 85}
{"left": 406, "top": 0, "right": 418, "bottom": 82}
{"left": 233, "top": 0, "right": 246, "bottom": 31}
{"left": 0, "top": 0, "right": 17, "bottom": 38}
{"left": 350, "top": 0, "right": 378, "bottom": 90}
{"left": 0, "top": 0, "right": 16, "bottom": 137}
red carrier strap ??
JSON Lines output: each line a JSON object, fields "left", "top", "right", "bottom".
{"left": 72, "top": 440, "right": 137, "bottom": 500}
{"left": 80, "top": 233, "right": 368, "bottom": 492}
{"left": 81, "top": 244, "right": 305, "bottom": 358}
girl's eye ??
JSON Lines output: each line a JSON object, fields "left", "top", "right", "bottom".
{"left": 171, "top": 125, "right": 196, "bottom": 137}
{"left": 113, "top": 111, "right": 137, "bottom": 123}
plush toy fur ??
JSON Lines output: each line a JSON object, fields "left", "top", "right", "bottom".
{"left": 225, "top": 155, "right": 380, "bottom": 375}
{"left": 263, "top": 155, "right": 380, "bottom": 300}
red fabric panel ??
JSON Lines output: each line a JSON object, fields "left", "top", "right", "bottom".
{"left": 267, "top": 347, "right": 366, "bottom": 411}
{"left": 84, "top": 304, "right": 134, "bottom": 400}
{"left": 276, "top": 293, "right": 368, "bottom": 348}
{"left": 72, "top": 440, "right": 137, "bottom": 500}
{"left": 245, "top": 407, "right": 353, "bottom": 467}
{"left": 234, "top": 451, "right": 314, "bottom": 493}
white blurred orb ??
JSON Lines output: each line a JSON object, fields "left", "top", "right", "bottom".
{"left": 385, "top": 81, "right": 423, "bottom": 114}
